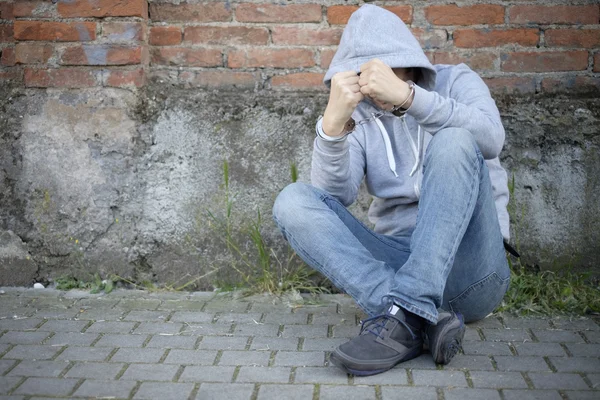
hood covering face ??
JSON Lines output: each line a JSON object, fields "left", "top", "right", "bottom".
{"left": 324, "top": 4, "right": 437, "bottom": 91}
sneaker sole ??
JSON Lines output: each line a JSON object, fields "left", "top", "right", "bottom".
{"left": 432, "top": 313, "right": 465, "bottom": 365}
{"left": 330, "top": 345, "right": 422, "bottom": 376}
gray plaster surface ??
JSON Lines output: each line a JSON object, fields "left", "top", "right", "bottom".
{"left": 0, "top": 288, "right": 598, "bottom": 399}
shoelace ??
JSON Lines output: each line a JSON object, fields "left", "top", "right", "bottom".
{"left": 360, "top": 314, "right": 417, "bottom": 340}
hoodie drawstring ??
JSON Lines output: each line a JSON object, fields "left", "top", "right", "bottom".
{"left": 374, "top": 115, "right": 424, "bottom": 197}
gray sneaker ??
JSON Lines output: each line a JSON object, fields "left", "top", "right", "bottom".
{"left": 329, "top": 305, "right": 423, "bottom": 376}
{"left": 424, "top": 311, "right": 465, "bottom": 365}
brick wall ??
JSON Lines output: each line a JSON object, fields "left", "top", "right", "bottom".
{"left": 0, "top": 0, "right": 599, "bottom": 94}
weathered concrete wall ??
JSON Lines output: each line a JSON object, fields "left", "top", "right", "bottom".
{"left": 0, "top": 83, "right": 598, "bottom": 286}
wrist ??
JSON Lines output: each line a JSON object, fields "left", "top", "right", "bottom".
{"left": 322, "top": 113, "right": 349, "bottom": 137}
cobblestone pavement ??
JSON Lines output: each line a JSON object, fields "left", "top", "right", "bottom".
{"left": 0, "top": 288, "right": 598, "bottom": 400}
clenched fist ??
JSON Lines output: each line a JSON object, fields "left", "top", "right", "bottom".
{"left": 359, "top": 59, "right": 412, "bottom": 111}
{"left": 322, "top": 71, "right": 364, "bottom": 137}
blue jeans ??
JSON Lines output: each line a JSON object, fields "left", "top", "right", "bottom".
{"left": 273, "top": 128, "right": 510, "bottom": 324}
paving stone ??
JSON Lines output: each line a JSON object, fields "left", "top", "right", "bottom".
{"left": 353, "top": 367, "right": 408, "bottom": 385}
{"left": 45, "top": 332, "right": 99, "bottom": 346}
{"left": 114, "top": 299, "right": 161, "bottom": 310}
{"left": 274, "top": 351, "right": 325, "bottom": 367}
{"left": 236, "top": 366, "right": 291, "bottom": 383}
{"left": 163, "top": 349, "right": 217, "bottom": 365}
{"left": 503, "top": 317, "right": 551, "bottom": 330}
{"left": 294, "top": 366, "right": 349, "bottom": 384}
{"left": 198, "top": 336, "right": 249, "bottom": 350}
{"left": 551, "top": 318, "right": 599, "bottom": 331}
{"left": 582, "top": 331, "right": 600, "bottom": 343}
{"left": 7, "top": 360, "right": 70, "bottom": 377}
{"left": 0, "top": 396, "right": 25, "bottom": 400}
{"left": 586, "top": 373, "right": 600, "bottom": 389}
{"left": 331, "top": 325, "right": 360, "bottom": 338}
{"left": 248, "top": 302, "right": 296, "bottom": 314}
{"left": 4, "top": 345, "right": 61, "bottom": 360}
{"left": 0, "top": 377, "right": 21, "bottom": 395}
{"left": 94, "top": 333, "right": 148, "bottom": 347}
{"left": 469, "top": 371, "right": 528, "bottom": 389}
{"left": 215, "top": 313, "right": 264, "bottom": 324}
{"left": 257, "top": 384, "right": 314, "bottom": 400}
{"left": 563, "top": 391, "right": 600, "bottom": 400}
{"left": 400, "top": 353, "right": 437, "bottom": 369}
{"left": 467, "top": 317, "right": 504, "bottom": 329}
{"left": 134, "top": 382, "right": 195, "bottom": 399}
{"left": 443, "top": 354, "right": 494, "bottom": 370}
{"left": 528, "top": 372, "right": 589, "bottom": 390}
{"left": 145, "top": 334, "right": 197, "bottom": 349}
{"left": 412, "top": 369, "right": 469, "bottom": 387}
{"left": 203, "top": 301, "right": 244, "bottom": 313}
{"left": 464, "top": 328, "right": 482, "bottom": 341}
{"left": 73, "top": 379, "right": 137, "bottom": 398}
{"left": 123, "top": 310, "right": 169, "bottom": 321}
{"left": 159, "top": 300, "right": 207, "bottom": 311}
{"left": 0, "top": 308, "right": 33, "bottom": 319}
{"left": 301, "top": 338, "right": 347, "bottom": 351}
{"left": 549, "top": 357, "right": 600, "bottom": 373}
{"left": 312, "top": 314, "right": 358, "bottom": 325}
{"left": 0, "top": 318, "right": 43, "bottom": 331}
{"left": 57, "top": 346, "right": 112, "bottom": 362}
{"left": 0, "top": 343, "right": 9, "bottom": 355}
{"left": 195, "top": 383, "right": 254, "bottom": 400}
{"left": 513, "top": 342, "right": 567, "bottom": 357}
{"left": 293, "top": 305, "right": 338, "bottom": 315}
{"left": 263, "top": 313, "right": 308, "bottom": 325}
{"left": 85, "top": 321, "right": 136, "bottom": 334}
{"left": 319, "top": 385, "right": 376, "bottom": 400}
{"left": 251, "top": 337, "right": 299, "bottom": 351}
{"left": 75, "top": 308, "right": 126, "bottom": 320}
{"left": 482, "top": 329, "right": 531, "bottom": 342}
{"left": 36, "top": 320, "right": 89, "bottom": 333}
{"left": 565, "top": 344, "right": 600, "bottom": 357}
{"left": 14, "top": 377, "right": 79, "bottom": 396}
{"left": 532, "top": 330, "right": 585, "bottom": 343}
{"left": 170, "top": 311, "right": 214, "bottom": 323}
{"left": 494, "top": 356, "right": 551, "bottom": 372}
{"left": 281, "top": 325, "right": 329, "bottom": 338}
{"left": 462, "top": 340, "right": 513, "bottom": 356}
{"left": 133, "top": 322, "right": 183, "bottom": 335}
{"left": 0, "top": 331, "right": 50, "bottom": 345}
{"left": 64, "top": 362, "right": 124, "bottom": 379}
{"left": 380, "top": 386, "right": 438, "bottom": 400}
{"left": 179, "top": 365, "right": 235, "bottom": 383}
{"left": 33, "top": 309, "right": 80, "bottom": 319}
{"left": 0, "top": 359, "right": 17, "bottom": 375}
{"left": 502, "top": 389, "right": 563, "bottom": 400}
{"left": 76, "top": 298, "right": 121, "bottom": 308}
{"left": 110, "top": 347, "right": 165, "bottom": 363}
{"left": 233, "top": 324, "right": 280, "bottom": 337}
{"left": 120, "top": 363, "right": 179, "bottom": 381}
{"left": 218, "top": 350, "right": 271, "bottom": 366}
{"left": 444, "top": 388, "right": 501, "bottom": 400}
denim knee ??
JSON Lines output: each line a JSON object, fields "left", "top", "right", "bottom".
{"left": 425, "top": 128, "right": 480, "bottom": 167}
{"left": 272, "top": 182, "right": 316, "bottom": 231}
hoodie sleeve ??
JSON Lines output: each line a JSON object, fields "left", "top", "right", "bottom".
{"left": 407, "top": 64, "right": 505, "bottom": 160}
{"left": 310, "top": 128, "right": 366, "bottom": 207}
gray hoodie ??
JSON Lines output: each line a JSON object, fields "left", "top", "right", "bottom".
{"left": 311, "top": 4, "right": 510, "bottom": 240}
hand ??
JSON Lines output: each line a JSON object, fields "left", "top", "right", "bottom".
{"left": 322, "top": 71, "right": 364, "bottom": 137}
{"left": 359, "top": 59, "right": 411, "bottom": 110}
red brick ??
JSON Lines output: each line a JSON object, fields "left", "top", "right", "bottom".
{"left": 185, "top": 26, "right": 268, "bottom": 45}
{"left": 13, "top": 1, "right": 53, "bottom": 18}
{"left": 411, "top": 28, "right": 448, "bottom": 49}
{"left": 320, "top": 48, "right": 336, "bottom": 69}
{"left": 271, "top": 73, "right": 325, "bottom": 90}
{"left": 433, "top": 52, "right": 498, "bottom": 72}
{"left": 545, "top": 29, "right": 600, "bottom": 49}
{"left": 102, "top": 22, "right": 146, "bottom": 42}
{"left": 0, "top": 2, "right": 13, "bottom": 19}
{"left": 0, "top": 69, "right": 22, "bottom": 82}
{"left": 0, "top": 24, "right": 13, "bottom": 42}
{"left": 541, "top": 76, "right": 600, "bottom": 94}
{"left": 228, "top": 48, "right": 315, "bottom": 69}
{"left": 104, "top": 68, "right": 145, "bottom": 88}
{"left": 149, "top": 3, "right": 231, "bottom": 22}
{"left": 14, "top": 21, "right": 96, "bottom": 42}
{"left": 272, "top": 27, "right": 342, "bottom": 46}
{"left": 595, "top": 53, "right": 600, "bottom": 73}
{"left": 151, "top": 47, "right": 222, "bottom": 67}
{"left": 149, "top": 26, "right": 181, "bottom": 46}
{"left": 24, "top": 67, "right": 98, "bottom": 88}
{"left": 1, "top": 47, "right": 15, "bottom": 66}
{"left": 454, "top": 29, "right": 539, "bottom": 48}
{"left": 58, "top": 0, "right": 147, "bottom": 18}
{"left": 61, "top": 45, "right": 143, "bottom": 66}
{"left": 236, "top": 4, "right": 321, "bottom": 23}
{"left": 327, "top": 6, "right": 358, "bottom": 25}
{"left": 15, "top": 43, "right": 53, "bottom": 64}
{"left": 425, "top": 5, "right": 504, "bottom": 26}
{"left": 483, "top": 76, "right": 536, "bottom": 95}
{"left": 510, "top": 5, "right": 599, "bottom": 25}
{"left": 502, "top": 51, "right": 589, "bottom": 72}
{"left": 181, "top": 70, "right": 258, "bottom": 89}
